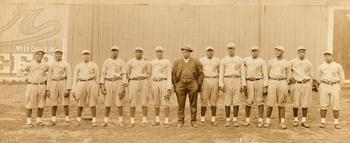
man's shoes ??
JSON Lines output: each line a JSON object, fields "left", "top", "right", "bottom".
{"left": 152, "top": 121, "right": 160, "bottom": 126}
{"left": 129, "top": 123, "right": 135, "bottom": 128}
{"left": 224, "top": 121, "right": 231, "bottom": 127}
{"left": 63, "top": 121, "right": 70, "bottom": 126}
{"left": 177, "top": 122, "right": 184, "bottom": 128}
{"left": 199, "top": 121, "right": 205, "bottom": 126}
{"left": 164, "top": 123, "right": 169, "bottom": 128}
{"left": 211, "top": 121, "right": 217, "bottom": 126}
{"left": 24, "top": 123, "right": 33, "bottom": 128}
{"left": 36, "top": 122, "right": 45, "bottom": 126}
{"left": 142, "top": 122, "right": 147, "bottom": 126}
{"left": 243, "top": 121, "right": 250, "bottom": 127}
{"left": 301, "top": 122, "right": 310, "bottom": 128}
{"left": 319, "top": 123, "right": 325, "bottom": 128}
{"left": 335, "top": 124, "right": 341, "bottom": 129}
{"left": 92, "top": 122, "right": 98, "bottom": 127}
{"left": 101, "top": 122, "right": 108, "bottom": 127}
{"left": 119, "top": 121, "right": 124, "bottom": 127}
{"left": 263, "top": 122, "right": 270, "bottom": 128}
{"left": 74, "top": 121, "right": 80, "bottom": 127}
{"left": 280, "top": 122, "right": 287, "bottom": 129}
{"left": 232, "top": 121, "right": 239, "bottom": 127}
{"left": 293, "top": 121, "right": 299, "bottom": 127}
{"left": 46, "top": 121, "right": 56, "bottom": 127}
{"left": 190, "top": 122, "right": 198, "bottom": 128}
{"left": 257, "top": 122, "right": 263, "bottom": 128}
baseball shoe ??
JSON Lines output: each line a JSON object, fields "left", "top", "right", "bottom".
{"left": 232, "top": 121, "right": 239, "bottom": 127}
{"left": 164, "top": 123, "right": 169, "bottom": 128}
{"left": 46, "top": 121, "right": 56, "bottom": 127}
{"left": 263, "top": 122, "right": 270, "bottom": 128}
{"left": 101, "top": 122, "right": 108, "bottom": 127}
{"left": 243, "top": 121, "right": 250, "bottom": 127}
{"left": 36, "top": 122, "right": 45, "bottom": 126}
{"left": 152, "top": 121, "right": 160, "bottom": 126}
{"left": 293, "top": 121, "right": 298, "bottom": 127}
{"left": 24, "top": 123, "right": 34, "bottom": 128}
{"left": 74, "top": 121, "right": 80, "bottom": 127}
{"left": 129, "top": 123, "right": 135, "bottom": 128}
{"left": 177, "top": 123, "right": 184, "bottom": 128}
{"left": 119, "top": 121, "right": 124, "bottom": 127}
{"left": 224, "top": 121, "right": 231, "bottom": 127}
{"left": 335, "top": 124, "right": 341, "bottom": 129}
{"left": 319, "top": 123, "right": 326, "bottom": 128}
{"left": 199, "top": 121, "right": 205, "bottom": 126}
{"left": 301, "top": 122, "right": 310, "bottom": 128}
{"left": 92, "top": 122, "right": 98, "bottom": 127}
{"left": 190, "top": 122, "right": 198, "bottom": 128}
{"left": 63, "top": 121, "right": 70, "bottom": 126}
{"left": 142, "top": 122, "right": 148, "bottom": 126}
{"left": 257, "top": 122, "right": 263, "bottom": 128}
{"left": 280, "top": 122, "right": 287, "bottom": 129}
{"left": 211, "top": 121, "right": 217, "bottom": 126}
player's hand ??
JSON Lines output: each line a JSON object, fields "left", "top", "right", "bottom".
{"left": 263, "top": 86, "right": 268, "bottom": 95}
{"left": 240, "top": 85, "right": 247, "bottom": 93}
{"left": 71, "top": 92, "right": 77, "bottom": 101}
{"left": 119, "top": 87, "right": 126, "bottom": 99}
{"left": 64, "top": 89, "right": 70, "bottom": 97}
{"left": 101, "top": 85, "right": 107, "bottom": 95}
{"left": 198, "top": 84, "right": 202, "bottom": 93}
{"left": 166, "top": 89, "right": 172, "bottom": 96}
{"left": 45, "top": 90, "right": 50, "bottom": 97}
{"left": 219, "top": 86, "right": 225, "bottom": 92}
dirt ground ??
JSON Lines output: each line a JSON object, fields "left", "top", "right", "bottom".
{"left": 0, "top": 85, "right": 349, "bottom": 143}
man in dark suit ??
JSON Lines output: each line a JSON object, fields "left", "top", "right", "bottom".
{"left": 172, "top": 46, "right": 204, "bottom": 128}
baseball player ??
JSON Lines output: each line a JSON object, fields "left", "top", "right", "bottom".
{"left": 265, "top": 46, "right": 291, "bottom": 129}
{"left": 46, "top": 49, "right": 72, "bottom": 126}
{"left": 317, "top": 51, "right": 345, "bottom": 129}
{"left": 199, "top": 46, "right": 220, "bottom": 126}
{"left": 126, "top": 47, "right": 151, "bottom": 127}
{"left": 219, "top": 42, "right": 246, "bottom": 127}
{"left": 243, "top": 46, "right": 268, "bottom": 128}
{"left": 100, "top": 46, "right": 127, "bottom": 127}
{"left": 72, "top": 50, "right": 100, "bottom": 127}
{"left": 289, "top": 46, "right": 313, "bottom": 128}
{"left": 21, "top": 49, "right": 50, "bottom": 127}
{"left": 149, "top": 46, "right": 172, "bottom": 127}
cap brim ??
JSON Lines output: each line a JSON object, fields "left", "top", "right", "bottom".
{"left": 181, "top": 48, "right": 193, "bottom": 52}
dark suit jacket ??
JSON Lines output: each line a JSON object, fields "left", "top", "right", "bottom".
{"left": 171, "top": 57, "right": 204, "bottom": 86}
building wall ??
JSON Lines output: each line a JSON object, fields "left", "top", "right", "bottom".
{"left": 0, "top": 0, "right": 349, "bottom": 81}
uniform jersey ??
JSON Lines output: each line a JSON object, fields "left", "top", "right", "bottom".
{"left": 100, "top": 58, "right": 127, "bottom": 84}
{"left": 199, "top": 56, "right": 220, "bottom": 77}
{"left": 126, "top": 58, "right": 150, "bottom": 79}
{"left": 150, "top": 58, "right": 172, "bottom": 90}
{"left": 267, "top": 58, "right": 291, "bottom": 79}
{"left": 290, "top": 58, "right": 313, "bottom": 81}
{"left": 243, "top": 56, "right": 268, "bottom": 86}
{"left": 219, "top": 55, "right": 246, "bottom": 87}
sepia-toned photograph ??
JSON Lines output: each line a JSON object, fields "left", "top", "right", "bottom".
{"left": 0, "top": 0, "right": 350, "bottom": 142}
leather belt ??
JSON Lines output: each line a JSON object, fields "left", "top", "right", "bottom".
{"left": 130, "top": 77, "right": 148, "bottom": 80}
{"left": 205, "top": 76, "right": 218, "bottom": 78}
{"left": 51, "top": 77, "right": 67, "bottom": 81}
{"left": 28, "top": 82, "right": 46, "bottom": 85}
{"left": 224, "top": 75, "right": 240, "bottom": 78}
{"left": 270, "top": 78, "right": 286, "bottom": 81}
{"left": 297, "top": 79, "right": 310, "bottom": 84}
{"left": 79, "top": 79, "right": 94, "bottom": 81}
{"left": 321, "top": 81, "right": 339, "bottom": 86}
{"left": 246, "top": 78, "right": 262, "bottom": 81}
{"left": 105, "top": 77, "right": 122, "bottom": 81}
{"left": 153, "top": 78, "right": 167, "bottom": 82}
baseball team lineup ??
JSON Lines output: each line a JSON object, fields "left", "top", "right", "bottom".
{"left": 20, "top": 42, "right": 345, "bottom": 130}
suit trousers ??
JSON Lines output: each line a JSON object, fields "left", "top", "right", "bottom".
{"left": 175, "top": 79, "right": 199, "bottom": 122}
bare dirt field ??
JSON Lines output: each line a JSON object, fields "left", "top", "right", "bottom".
{"left": 0, "top": 85, "right": 349, "bottom": 143}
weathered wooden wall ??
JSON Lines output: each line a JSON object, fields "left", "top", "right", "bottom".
{"left": 1, "top": 0, "right": 349, "bottom": 80}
